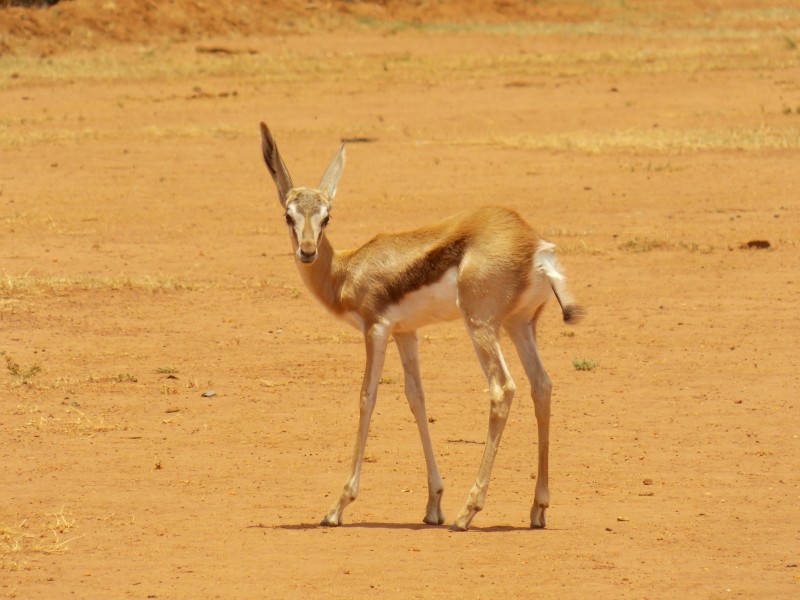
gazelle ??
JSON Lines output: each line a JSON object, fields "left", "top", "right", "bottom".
{"left": 260, "top": 122, "right": 583, "bottom": 531}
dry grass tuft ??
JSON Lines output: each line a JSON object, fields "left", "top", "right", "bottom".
{"left": 1, "top": 508, "right": 82, "bottom": 571}
{"left": 0, "top": 13, "right": 797, "bottom": 98}
{"left": 1, "top": 351, "right": 41, "bottom": 386}
{"left": 0, "top": 273, "right": 195, "bottom": 294}
{"left": 436, "top": 127, "right": 800, "bottom": 154}
{"left": 13, "top": 403, "right": 119, "bottom": 437}
{"left": 617, "top": 237, "right": 714, "bottom": 253}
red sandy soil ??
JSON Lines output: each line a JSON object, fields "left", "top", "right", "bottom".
{"left": 1, "top": 1, "right": 799, "bottom": 598}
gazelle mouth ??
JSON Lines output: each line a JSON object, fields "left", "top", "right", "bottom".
{"left": 298, "top": 250, "right": 317, "bottom": 263}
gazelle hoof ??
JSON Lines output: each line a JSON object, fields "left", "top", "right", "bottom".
{"left": 320, "top": 516, "right": 341, "bottom": 527}
{"left": 530, "top": 504, "right": 547, "bottom": 529}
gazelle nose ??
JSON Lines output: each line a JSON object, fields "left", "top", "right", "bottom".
{"left": 298, "top": 248, "right": 317, "bottom": 263}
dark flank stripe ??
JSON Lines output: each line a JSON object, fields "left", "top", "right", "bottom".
{"left": 374, "top": 236, "right": 468, "bottom": 312}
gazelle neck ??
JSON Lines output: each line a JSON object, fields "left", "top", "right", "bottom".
{"left": 294, "top": 234, "right": 345, "bottom": 315}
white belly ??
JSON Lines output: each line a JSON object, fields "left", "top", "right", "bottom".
{"left": 384, "top": 266, "right": 461, "bottom": 332}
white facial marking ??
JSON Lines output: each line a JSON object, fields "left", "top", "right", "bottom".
{"left": 310, "top": 206, "right": 329, "bottom": 243}
{"left": 287, "top": 201, "right": 331, "bottom": 263}
{"left": 286, "top": 203, "right": 304, "bottom": 241}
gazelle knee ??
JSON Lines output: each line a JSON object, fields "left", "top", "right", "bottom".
{"left": 342, "top": 481, "right": 359, "bottom": 503}
{"left": 359, "top": 391, "right": 376, "bottom": 416}
{"left": 504, "top": 379, "right": 516, "bottom": 402}
{"left": 489, "top": 379, "right": 515, "bottom": 421}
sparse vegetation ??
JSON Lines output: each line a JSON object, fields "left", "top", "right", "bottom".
{"left": 1, "top": 351, "right": 41, "bottom": 385}
{"left": 0, "top": 273, "right": 194, "bottom": 294}
{"left": 0, "top": 2, "right": 798, "bottom": 594}
{"left": 572, "top": 358, "right": 598, "bottom": 372}
{"left": 1, "top": 15, "right": 800, "bottom": 94}
{"left": 441, "top": 127, "right": 800, "bottom": 154}
{"left": 1, "top": 507, "right": 81, "bottom": 571}
{"left": 87, "top": 373, "right": 138, "bottom": 384}
{"left": 617, "top": 237, "right": 711, "bottom": 253}
{"left": 14, "top": 404, "right": 118, "bottom": 437}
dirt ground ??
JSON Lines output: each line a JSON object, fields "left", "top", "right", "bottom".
{"left": 1, "top": 1, "right": 799, "bottom": 598}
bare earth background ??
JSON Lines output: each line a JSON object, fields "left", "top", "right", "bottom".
{"left": 1, "top": 1, "right": 799, "bottom": 598}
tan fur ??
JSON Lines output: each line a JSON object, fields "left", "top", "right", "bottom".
{"left": 313, "top": 207, "right": 537, "bottom": 324}
{"left": 260, "top": 122, "right": 583, "bottom": 530}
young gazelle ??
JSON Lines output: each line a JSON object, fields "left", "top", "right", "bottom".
{"left": 260, "top": 122, "right": 582, "bottom": 531}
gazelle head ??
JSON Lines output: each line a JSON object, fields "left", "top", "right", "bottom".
{"left": 260, "top": 122, "right": 346, "bottom": 265}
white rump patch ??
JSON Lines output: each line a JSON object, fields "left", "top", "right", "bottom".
{"left": 509, "top": 241, "right": 563, "bottom": 316}
{"left": 534, "top": 241, "right": 564, "bottom": 281}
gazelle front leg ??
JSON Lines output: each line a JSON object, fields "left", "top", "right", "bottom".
{"left": 507, "top": 320, "right": 553, "bottom": 528}
{"left": 321, "top": 323, "right": 390, "bottom": 526}
{"left": 394, "top": 331, "right": 446, "bottom": 525}
{"left": 451, "top": 320, "right": 516, "bottom": 531}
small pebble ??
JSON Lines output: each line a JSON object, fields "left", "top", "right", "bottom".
{"left": 201, "top": 390, "right": 216, "bottom": 398}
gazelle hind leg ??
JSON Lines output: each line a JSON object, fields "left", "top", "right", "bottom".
{"left": 394, "top": 331, "right": 445, "bottom": 525}
{"left": 506, "top": 318, "right": 552, "bottom": 528}
{"left": 321, "top": 324, "right": 390, "bottom": 526}
{"left": 451, "top": 320, "right": 516, "bottom": 531}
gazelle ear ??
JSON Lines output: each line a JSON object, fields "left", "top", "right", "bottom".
{"left": 318, "top": 144, "right": 346, "bottom": 207}
{"left": 260, "top": 122, "right": 294, "bottom": 208}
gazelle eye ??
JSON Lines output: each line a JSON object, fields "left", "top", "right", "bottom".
{"left": 321, "top": 215, "right": 330, "bottom": 228}
{"left": 285, "top": 213, "right": 294, "bottom": 226}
